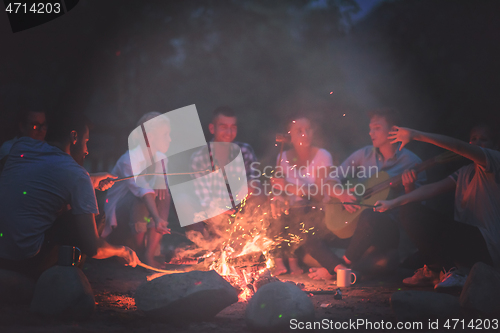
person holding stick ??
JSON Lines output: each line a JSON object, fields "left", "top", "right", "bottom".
{"left": 304, "top": 108, "right": 425, "bottom": 280}
{"left": 103, "top": 112, "right": 171, "bottom": 269}
{"left": 188, "top": 107, "right": 261, "bottom": 238}
{"left": 0, "top": 112, "right": 138, "bottom": 279}
{"left": 374, "top": 123, "right": 500, "bottom": 290}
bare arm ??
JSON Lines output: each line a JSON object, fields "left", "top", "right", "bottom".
{"left": 74, "top": 214, "right": 139, "bottom": 265}
{"left": 390, "top": 127, "right": 487, "bottom": 167}
{"left": 374, "top": 177, "right": 456, "bottom": 212}
{"left": 142, "top": 192, "right": 170, "bottom": 234}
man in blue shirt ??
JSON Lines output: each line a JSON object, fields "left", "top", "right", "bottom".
{"left": 0, "top": 109, "right": 48, "bottom": 165}
{"left": 305, "top": 108, "right": 425, "bottom": 280}
{"left": 0, "top": 112, "right": 139, "bottom": 278}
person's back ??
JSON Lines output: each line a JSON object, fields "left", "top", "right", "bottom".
{"left": 0, "top": 137, "right": 97, "bottom": 260}
{"left": 0, "top": 109, "right": 47, "bottom": 161}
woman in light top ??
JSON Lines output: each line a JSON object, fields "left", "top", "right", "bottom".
{"left": 270, "top": 115, "right": 333, "bottom": 275}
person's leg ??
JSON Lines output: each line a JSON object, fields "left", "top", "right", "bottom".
{"left": 142, "top": 197, "right": 169, "bottom": 268}
{"left": 0, "top": 241, "right": 58, "bottom": 279}
{"left": 302, "top": 233, "right": 346, "bottom": 279}
{"left": 129, "top": 196, "right": 152, "bottom": 260}
{"left": 268, "top": 211, "right": 289, "bottom": 275}
{"left": 344, "top": 210, "right": 399, "bottom": 264}
{"left": 398, "top": 202, "right": 454, "bottom": 271}
{"left": 446, "top": 221, "right": 493, "bottom": 270}
{"left": 397, "top": 202, "right": 475, "bottom": 287}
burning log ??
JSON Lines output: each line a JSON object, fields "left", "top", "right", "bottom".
{"left": 227, "top": 251, "right": 266, "bottom": 268}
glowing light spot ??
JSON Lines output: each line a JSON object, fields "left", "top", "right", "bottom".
{"left": 20, "top": 154, "right": 24, "bottom": 158}
{"left": 343, "top": 114, "right": 346, "bottom": 117}
{"left": 105, "top": 199, "right": 109, "bottom": 203}
{"left": 116, "top": 50, "right": 121, "bottom": 56}
{"left": 398, "top": 288, "right": 401, "bottom": 291}
{"left": 0, "top": 233, "right": 2, "bottom": 237}
{"left": 260, "top": 303, "right": 266, "bottom": 309}
{"left": 195, "top": 281, "right": 202, "bottom": 285}
{"left": 330, "top": 92, "right": 333, "bottom": 94}
{"left": 292, "top": 120, "right": 296, "bottom": 123}
{"left": 279, "top": 314, "right": 283, "bottom": 318}
{"left": 345, "top": 221, "right": 348, "bottom": 224}
{"left": 23, "top": 191, "right": 27, "bottom": 195}
{"left": 275, "top": 144, "right": 277, "bottom": 146}
{"left": 144, "top": 217, "right": 151, "bottom": 223}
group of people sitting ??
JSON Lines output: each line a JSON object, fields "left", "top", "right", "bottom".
{"left": 266, "top": 108, "right": 499, "bottom": 292}
{"left": 0, "top": 105, "right": 498, "bottom": 294}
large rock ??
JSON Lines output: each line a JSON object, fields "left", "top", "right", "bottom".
{"left": 134, "top": 270, "right": 238, "bottom": 322}
{"left": 391, "top": 290, "right": 460, "bottom": 321}
{"left": 245, "top": 281, "right": 314, "bottom": 332}
{"left": 30, "top": 266, "right": 95, "bottom": 320}
{"left": 0, "top": 269, "right": 36, "bottom": 304}
{"left": 460, "top": 262, "right": 500, "bottom": 316}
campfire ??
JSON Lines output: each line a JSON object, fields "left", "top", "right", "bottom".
{"left": 150, "top": 195, "right": 280, "bottom": 301}
{"left": 149, "top": 193, "right": 316, "bottom": 301}
{"left": 199, "top": 195, "right": 276, "bottom": 301}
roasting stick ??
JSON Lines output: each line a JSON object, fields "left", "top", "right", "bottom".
{"left": 113, "top": 169, "right": 211, "bottom": 182}
{"left": 337, "top": 202, "right": 380, "bottom": 208}
{"left": 137, "top": 260, "right": 184, "bottom": 274}
{"left": 294, "top": 202, "right": 380, "bottom": 209}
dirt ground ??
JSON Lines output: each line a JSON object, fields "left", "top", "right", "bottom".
{"left": 0, "top": 256, "right": 456, "bottom": 333}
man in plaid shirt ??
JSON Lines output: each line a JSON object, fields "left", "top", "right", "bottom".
{"left": 190, "top": 106, "right": 261, "bottom": 213}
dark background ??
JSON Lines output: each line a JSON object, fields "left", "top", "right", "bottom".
{"left": 1, "top": 0, "right": 498, "bottom": 184}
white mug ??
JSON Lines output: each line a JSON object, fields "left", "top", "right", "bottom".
{"left": 337, "top": 268, "right": 356, "bottom": 287}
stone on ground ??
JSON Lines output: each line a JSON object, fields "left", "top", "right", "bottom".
{"left": 30, "top": 266, "right": 95, "bottom": 320}
{"left": 0, "top": 269, "right": 36, "bottom": 304}
{"left": 460, "top": 262, "right": 500, "bottom": 316}
{"left": 391, "top": 290, "right": 460, "bottom": 321}
{"left": 134, "top": 270, "right": 238, "bottom": 322}
{"left": 246, "top": 281, "right": 314, "bottom": 332}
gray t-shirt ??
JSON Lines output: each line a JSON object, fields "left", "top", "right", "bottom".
{"left": 449, "top": 148, "right": 500, "bottom": 267}
{"left": 0, "top": 137, "right": 19, "bottom": 160}
{"left": 0, "top": 137, "right": 98, "bottom": 260}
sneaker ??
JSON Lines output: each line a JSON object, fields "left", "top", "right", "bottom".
{"left": 434, "top": 268, "right": 467, "bottom": 292}
{"left": 403, "top": 265, "right": 441, "bottom": 287}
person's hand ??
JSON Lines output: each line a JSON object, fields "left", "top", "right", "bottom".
{"left": 373, "top": 199, "right": 397, "bottom": 213}
{"left": 223, "top": 208, "right": 237, "bottom": 215}
{"left": 388, "top": 126, "right": 416, "bottom": 150}
{"left": 154, "top": 217, "right": 171, "bottom": 235}
{"left": 91, "top": 172, "right": 117, "bottom": 191}
{"left": 155, "top": 189, "right": 168, "bottom": 201}
{"left": 270, "top": 196, "right": 289, "bottom": 219}
{"left": 121, "top": 246, "right": 140, "bottom": 267}
{"left": 337, "top": 191, "right": 360, "bottom": 213}
{"left": 402, "top": 169, "right": 417, "bottom": 189}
